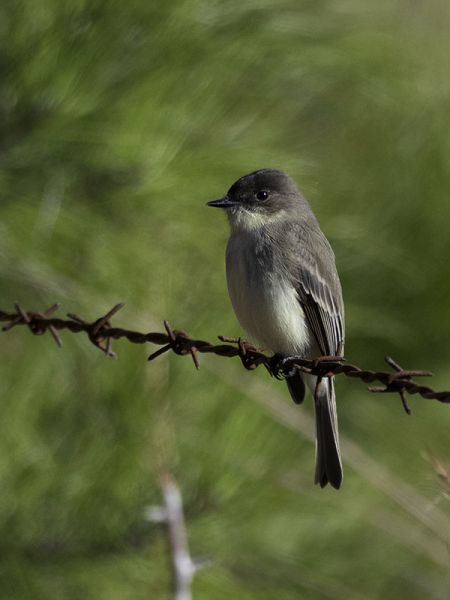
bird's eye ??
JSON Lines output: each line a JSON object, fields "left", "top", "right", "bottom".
{"left": 256, "top": 190, "right": 269, "bottom": 201}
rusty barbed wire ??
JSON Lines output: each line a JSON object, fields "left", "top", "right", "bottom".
{"left": 1, "top": 303, "right": 449, "bottom": 412}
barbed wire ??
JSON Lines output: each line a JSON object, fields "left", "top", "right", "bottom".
{"left": 1, "top": 303, "right": 449, "bottom": 413}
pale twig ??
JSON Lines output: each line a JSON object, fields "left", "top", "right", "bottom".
{"left": 146, "top": 474, "right": 209, "bottom": 600}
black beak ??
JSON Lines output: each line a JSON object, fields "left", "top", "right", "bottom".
{"left": 207, "top": 196, "right": 238, "bottom": 208}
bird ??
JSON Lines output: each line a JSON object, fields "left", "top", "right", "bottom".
{"left": 207, "top": 169, "right": 345, "bottom": 489}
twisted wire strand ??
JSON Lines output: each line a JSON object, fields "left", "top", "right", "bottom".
{"left": 1, "top": 303, "right": 449, "bottom": 411}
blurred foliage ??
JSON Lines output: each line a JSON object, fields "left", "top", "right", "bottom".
{"left": 1, "top": 0, "right": 450, "bottom": 598}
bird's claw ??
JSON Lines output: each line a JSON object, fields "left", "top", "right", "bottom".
{"left": 267, "top": 354, "right": 297, "bottom": 379}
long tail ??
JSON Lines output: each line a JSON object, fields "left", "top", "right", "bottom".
{"left": 313, "top": 377, "right": 343, "bottom": 489}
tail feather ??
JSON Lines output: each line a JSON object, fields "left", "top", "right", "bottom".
{"left": 286, "top": 371, "right": 305, "bottom": 404}
{"left": 313, "top": 377, "right": 342, "bottom": 489}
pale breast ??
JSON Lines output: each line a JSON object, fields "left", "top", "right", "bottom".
{"left": 226, "top": 231, "right": 310, "bottom": 356}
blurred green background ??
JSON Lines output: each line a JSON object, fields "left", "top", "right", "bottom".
{"left": 1, "top": 0, "right": 449, "bottom": 598}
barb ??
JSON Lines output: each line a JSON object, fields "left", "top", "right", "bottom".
{"left": 1, "top": 303, "right": 449, "bottom": 409}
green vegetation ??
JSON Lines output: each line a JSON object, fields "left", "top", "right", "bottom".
{"left": 1, "top": 1, "right": 449, "bottom": 598}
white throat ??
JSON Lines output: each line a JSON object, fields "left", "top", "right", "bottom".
{"left": 228, "top": 207, "right": 287, "bottom": 233}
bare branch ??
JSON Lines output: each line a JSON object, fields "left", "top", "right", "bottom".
{"left": 1, "top": 303, "right": 450, "bottom": 409}
{"left": 146, "top": 474, "right": 209, "bottom": 600}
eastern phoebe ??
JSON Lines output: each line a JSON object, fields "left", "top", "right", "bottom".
{"left": 207, "top": 169, "right": 344, "bottom": 489}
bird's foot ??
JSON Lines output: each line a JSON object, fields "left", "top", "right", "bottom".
{"left": 268, "top": 354, "right": 345, "bottom": 379}
{"left": 267, "top": 354, "right": 298, "bottom": 379}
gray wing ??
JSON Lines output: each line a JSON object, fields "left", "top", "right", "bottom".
{"left": 286, "top": 224, "right": 345, "bottom": 357}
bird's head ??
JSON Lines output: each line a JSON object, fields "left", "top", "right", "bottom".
{"left": 207, "top": 169, "right": 304, "bottom": 231}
